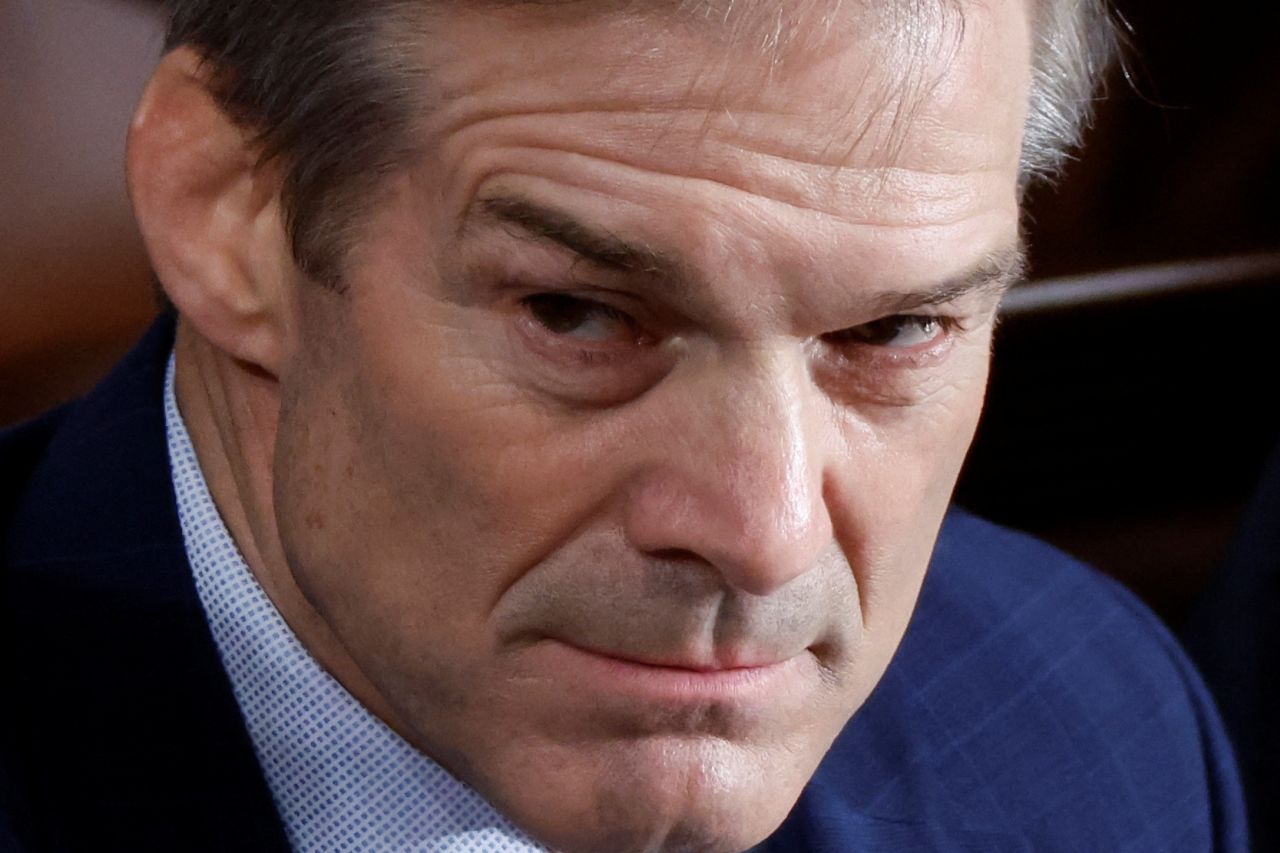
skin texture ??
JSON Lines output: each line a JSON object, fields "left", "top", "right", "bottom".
{"left": 127, "top": 2, "right": 1031, "bottom": 851}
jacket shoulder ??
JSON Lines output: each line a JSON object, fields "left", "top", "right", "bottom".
{"left": 806, "top": 510, "right": 1248, "bottom": 850}
{"left": 1, "top": 319, "right": 179, "bottom": 570}
{"left": 0, "top": 410, "right": 67, "bottom": 548}
{"left": 0, "top": 317, "right": 289, "bottom": 852}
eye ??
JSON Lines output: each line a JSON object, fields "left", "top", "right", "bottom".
{"left": 827, "top": 315, "right": 946, "bottom": 350}
{"left": 523, "top": 293, "right": 640, "bottom": 344}
{"left": 511, "top": 291, "right": 671, "bottom": 404}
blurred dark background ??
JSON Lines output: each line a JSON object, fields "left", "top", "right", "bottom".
{"left": 958, "top": 0, "right": 1280, "bottom": 621}
{"left": 3, "top": 0, "right": 1278, "bottom": 624}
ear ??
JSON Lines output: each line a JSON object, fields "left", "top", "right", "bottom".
{"left": 127, "top": 46, "right": 294, "bottom": 376}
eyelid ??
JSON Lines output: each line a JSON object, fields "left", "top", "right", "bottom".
{"left": 808, "top": 315, "right": 971, "bottom": 408}
{"left": 825, "top": 313, "right": 960, "bottom": 348}
{"left": 493, "top": 269, "right": 650, "bottom": 313}
{"left": 524, "top": 293, "right": 639, "bottom": 340}
{"left": 506, "top": 291, "right": 678, "bottom": 407}
{"left": 515, "top": 293, "right": 656, "bottom": 372}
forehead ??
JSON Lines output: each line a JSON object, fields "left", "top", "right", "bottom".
{"left": 365, "top": 0, "right": 1031, "bottom": 299}
{"left": 421, "top": 0, "right": 1032, "bottom": 185}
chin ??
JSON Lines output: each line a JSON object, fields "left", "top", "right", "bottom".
{"left": 482, "top": 734, "right": 808, "bottom": 853}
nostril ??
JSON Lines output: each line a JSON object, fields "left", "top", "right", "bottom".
{"left": 648, "top": 548, "right": 702, "bottom": 563}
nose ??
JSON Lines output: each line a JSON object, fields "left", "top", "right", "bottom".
{"left": 622, "top": 349, "right": 835, "bottom": 597}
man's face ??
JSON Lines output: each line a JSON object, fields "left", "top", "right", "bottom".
{"left": 269, "top": 3, "right": 1029, "bottom": 851}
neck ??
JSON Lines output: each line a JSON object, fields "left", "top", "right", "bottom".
{"left": 172, "top": 319, "right": 413, "bottom": 737}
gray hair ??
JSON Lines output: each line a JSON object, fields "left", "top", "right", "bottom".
{"left": 1024, "top": 0, "right": 1119, "bottom": 184}
{"left": 165, "top": 0, "right": 1118, "bottom": 286}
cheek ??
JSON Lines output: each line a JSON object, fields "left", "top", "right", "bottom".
{"left": 832, "top": 349, "right": 990, "bottom": 630}
{"left": 273, "top": 303, "right": 637, "bottom": 641}
{"left": 867, "top": 339, "right": 989, "bottom": 505}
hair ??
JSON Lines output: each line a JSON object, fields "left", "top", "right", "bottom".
{"left": 1023, "top": 0, "right": 1119, "bottom": 185}
{"left": 163, "top": 0, "right": 1119, "bottom": 288}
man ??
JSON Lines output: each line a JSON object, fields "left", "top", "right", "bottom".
{"left": 0, "top": 1, "right": 1247, "bottom": 851}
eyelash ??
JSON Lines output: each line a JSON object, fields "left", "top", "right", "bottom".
{"left": 822, "top": 315, "right": 965, "bottom": 358}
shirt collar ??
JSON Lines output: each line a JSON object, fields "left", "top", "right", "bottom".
{"left": 164, "top": 351, "right": 548, "bottom": 852}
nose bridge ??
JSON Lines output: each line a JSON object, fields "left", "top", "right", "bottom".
{"left": 726, "top": 358, "right": 819, "bottom": 546}
{"left": 625, "top": 347, "right": 833, "bottom": 596}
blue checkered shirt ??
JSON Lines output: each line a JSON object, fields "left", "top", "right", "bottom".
{"left": 164, "top": 354, "right": 550, "bottom": 852}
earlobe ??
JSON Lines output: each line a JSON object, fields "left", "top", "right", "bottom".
{"left": 127, "top": 46, "right": 293, "bottom": 376}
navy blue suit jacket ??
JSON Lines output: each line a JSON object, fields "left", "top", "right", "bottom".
{"left": 1, "top": 320, "right": 1249, "bottom": 852}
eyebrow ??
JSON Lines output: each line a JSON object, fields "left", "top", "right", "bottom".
{"left": 863, "top": 244, "right": 1027, "bottom": 316}
{"left": 471, "top": 192, "right": 1025, "bottom": 314}
{"left": 473, "top": 194, "right": 683, "bottom": 278}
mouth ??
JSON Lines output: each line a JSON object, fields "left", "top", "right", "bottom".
{"left": 538, "top": 638, "right": 814, "bottom": 706}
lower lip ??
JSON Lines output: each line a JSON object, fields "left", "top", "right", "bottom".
{"left": 537, "top": 640, "right": 810, "bottom": 705}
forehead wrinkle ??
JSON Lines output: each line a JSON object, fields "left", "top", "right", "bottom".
{"left": 439, "top": 111, "right": 1003, "bottom": 228}
{"left": 429, "top": 0, "right": 966, "bottom": 152}
{"left": 454, "top": 150, "right": 999, "bottom": 251}
{"left": 426, "top": 8, "right": 1008, "bottom": 225}
{"left": 436, "top": 99, "right": 1007, "bottom": 205}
